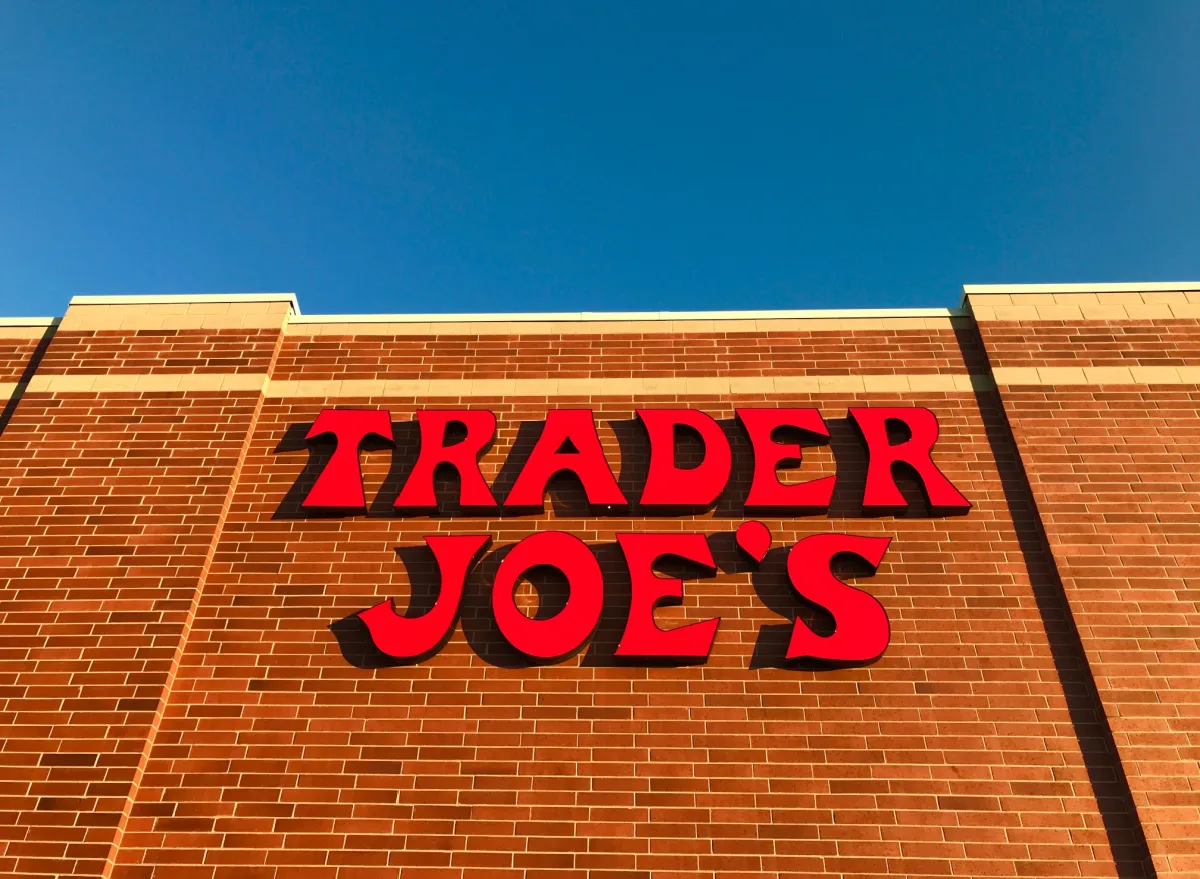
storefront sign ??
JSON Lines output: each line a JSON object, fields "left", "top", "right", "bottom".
{"left": 299, "top": 408, "right": 970, "bottom": 665}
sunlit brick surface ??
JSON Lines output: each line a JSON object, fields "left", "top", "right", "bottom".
{"left": 3, "top": 293, "right": 1191, "bottom": 878}
{"left": 104, "top": 390, "right": 1138, "bottom": 879}
{"left": 0, "top": 391, "right": 263, "bottom": 878}
{"left": 978, "top": 316, "right": 1200, "bottom": 878}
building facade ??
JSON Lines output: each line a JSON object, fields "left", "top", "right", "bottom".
{"left": 1, "top": 284, "right": 1198, "bottom": 879}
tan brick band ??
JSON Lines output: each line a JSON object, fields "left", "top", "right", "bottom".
{"left": 0, "top": 324, "right": 56, "bottom": 339}
{"left": 35, "top": 366, "right": 1200, "bottom": 394}
{"left": 992, "top": 365, "right": 1200, "bottom": 386}
{"left": 967, "top": 289, "right": 1200, "bottom": 322}
{"left": 26, "top": 373, "right": 269, "bottom": 393}
{"left": 31, "top": 367, "right": 1200, "bottom": 396}
{"left": 287, "top": 315, "right": 968, "bottom": 336}
{"left": 263, "top": 373, "right": 994, "bottom": 398}
{"left": 20, "top": 372, "right": 997, "bottom": 396}
{"left": 60, "top": 300, "right": 294, "bottom": 332}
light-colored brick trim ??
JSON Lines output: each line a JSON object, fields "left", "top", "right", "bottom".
{"left": 963, "top": 283, "right": 1200, "bottom": 318}
{"left": 69, "top": 292, "right": 300, "bottom": 312}
{"left": 59, "top": 301, "right": 295, "bottom": 331}
{"left": 0, "top": 316, "right": 57, "bottom": 328}
{"left": 967, "top": 291, "right": 1200, "bottom": 322}
{"left": 991, "top": 365, "right": 1200, "bottom": 386}
{"left": 26, "top": 373, "right": 269, "bottom": 393}
{"left": 0, "top": 381, "right": 18, "bottom": 399}
{"left": 286, "top": 315, "right": 970, "bottom": 336}
{"left": 21, "top": 372, "right": 999, "bottom": 397}
{"left": 262, "top": 373, "right": 993, "bottom": 398}
{"left": 964, "top": 282, "right": 1200, "bottom": 295}
{"left": 292, "top": 306, "right": 966, "bottom": 324}
{"left": 0, "top": 325, "right": 57, "bottom": 339}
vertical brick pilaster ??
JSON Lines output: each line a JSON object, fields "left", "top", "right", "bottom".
{"left": 0, "top": 295, "right": 293, "bottom": 879}
{"left": 968, "top": 286, "right": 1200, "bottom": 878}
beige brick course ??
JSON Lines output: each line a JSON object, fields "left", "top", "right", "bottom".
{"left": 287, "top": 315, "right": 966, "bottom": 336}
{"left": 26, "top": 372, "right": 268, "bottom": 393}
{"left": 263, "top": 372, "right": 993, "bottom": 398}
{"left": 969, "top": 287, "right": 1200, "bottom": 323}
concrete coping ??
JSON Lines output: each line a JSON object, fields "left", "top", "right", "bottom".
{"left": 0, "top": 317, "right": 59, "bottom": 339}
{"left": 292, "top": 306, "right": 970, "bottom": 324}
{"left": 68, "top": 293, "right": 301, "bottom": 314}
{"left": 0, "top": 317, "right": 59, "bottom": 327}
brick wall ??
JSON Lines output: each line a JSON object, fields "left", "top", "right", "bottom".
{"left": 2, "top": 289, "right": 1195, "bottom": 878}
{"left": 969, "top": 288, "right": 1200, "bottom": 879}
{"left": 110, "top": 388, "right": 1139, "bottom": 879}
{"left": 0, "top": 299, "right": 289, "bottom": 879}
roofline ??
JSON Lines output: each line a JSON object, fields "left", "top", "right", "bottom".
{"left": 68, "top": 293, "right": 301, "bottom": 314}
{"left": 24, "top": 285, "right": 1199, "bottom": 320}
{"left": 0, "top": 317, "right": 60, "bottom": 327}
{"left": 292, "top": 306, "right": 969, "bottom": 324}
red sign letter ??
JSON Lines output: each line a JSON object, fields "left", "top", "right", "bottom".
{"left": 504, "top": 410, "right": 626, "bottom": 508}
{"left": 849, "top": 407, "right": 970, "bottom": 512}
{"left": 358, "top": 534, "right": 490, "bottom": 658}
{"left": 492, "top": 531, "right": 604, "bottom": 659}
{"left": 303, "top": 408, "right": 393, "bottom": 508}
{"left": 395, "top": 410, "right": 498, "bottom": 509}
{"left": 736, "top": 408, "right": 835, "bottom": 510}
{"left": 785, "top": 533, "right": 891, "bottom": 663}
{"left": 616, "top": 533, "right": 720, "bottom": 660}
{"left": 638, "top": 409, "right": 731, "bottom": 507}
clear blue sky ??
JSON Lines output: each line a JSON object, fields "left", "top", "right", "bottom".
{"left": 1, "top": 2, "right": 1197, "bottom": 316}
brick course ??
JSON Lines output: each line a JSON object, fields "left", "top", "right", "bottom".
{"left": 977, "top": 320, "right": 1200, "bottom": 368}
{"left": 274, "top": 327, "right": 990, "bottom": 381}
{"left": 37, "top": 330, "right": 280, "bottom": 376}
{"left": 1, "top": 290, "right": 1192, "bottom": 878}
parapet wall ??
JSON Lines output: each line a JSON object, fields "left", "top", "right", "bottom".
{"left": 0, "top": 285, "right": 1196, "bottom": 879}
